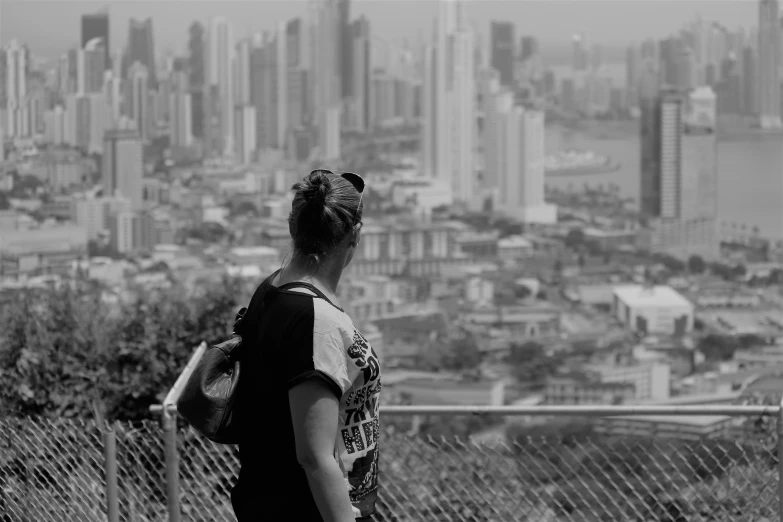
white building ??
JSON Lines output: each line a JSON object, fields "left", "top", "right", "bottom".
{"left": 493, "top": 102, "right": 557, "bottom": 224}
{"left": 587, "top": 361, "right": 671, "bottom": 402}
{"left": 103, "top": 128, "right": 144, "bottom": 210}
{"left": 422, "top": 0, "right": 475, "bottom": 205}
{"left": 169, "top": 71, "right": 193, "bottom": 148}
{"left": 613, "top": 284, "right": 694, "bottom": 336}
{"left": 234, "top": 105, "right": 257, "bottom": 165}
{"left": 390, "top": 178, "right": 453, "bottom": 217}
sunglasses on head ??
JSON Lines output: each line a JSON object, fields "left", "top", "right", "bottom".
{"left": 310, "top": 169, "right": 365, "bottom": 212}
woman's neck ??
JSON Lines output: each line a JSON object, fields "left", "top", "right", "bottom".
{"left": 281, "top": 254, "right": 343, "bottom": 294}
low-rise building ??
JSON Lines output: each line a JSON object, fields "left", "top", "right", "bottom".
{"left": 613, "top": 284, "right": 694, "bottom": 336}
{"left": 585, "top": 360, "right": 671, "bottom": 401}
{"left": 546, "top": 371, "right": 635, "bottom": 405}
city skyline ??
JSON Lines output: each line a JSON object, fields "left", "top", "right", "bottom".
{"left": 1, "top": 0, "right": 767, "bottom": 64}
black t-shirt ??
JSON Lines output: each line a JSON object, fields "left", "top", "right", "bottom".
{"left": 231, "top": 276, "right": 382, "bottom": 521}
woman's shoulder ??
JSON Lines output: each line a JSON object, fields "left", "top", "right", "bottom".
{"left": 311, "top": 298, "right": 357, "bottom": 338}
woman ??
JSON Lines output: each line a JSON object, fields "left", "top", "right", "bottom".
{"left": 231, "top": 169, "right": 381, "bottom": 522}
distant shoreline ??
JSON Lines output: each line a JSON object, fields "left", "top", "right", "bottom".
{"left": 549, "top": 118, "right": 783, "bottom": 141}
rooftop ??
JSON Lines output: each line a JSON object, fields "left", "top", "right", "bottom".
{"left": 613, "top": 284, "right": 693, "bottom": 309}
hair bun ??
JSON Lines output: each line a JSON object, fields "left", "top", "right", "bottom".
{"left": 304, "top": 170, "right": 332, "bottom": 205}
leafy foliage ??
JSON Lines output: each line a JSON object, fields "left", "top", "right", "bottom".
{"left": 505, "top": 341, "right": 564, "bottom": 389}
{"left": 0, "top": 275, "right": 246, "bottom": 421}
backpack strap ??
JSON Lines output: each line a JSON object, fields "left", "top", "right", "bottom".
{"left": 278, "top": 281, "right": 340, "bottom": 310}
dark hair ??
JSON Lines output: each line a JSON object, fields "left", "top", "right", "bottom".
{"left": 288, "top": 169, "right": 363, "bottom": 266}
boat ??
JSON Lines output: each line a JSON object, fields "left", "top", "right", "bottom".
{"left": 544, "top": 149, "right": 621, "bottom": 176}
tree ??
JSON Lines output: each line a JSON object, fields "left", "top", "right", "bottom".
{"left": 697, "top": 334, "right": 739, "bottom": 362}
{"left": 0, "top": 275, "right": 246, "bottom": 421}
{"left": 687, "top": 255, "right": 706, "bottom": 274}
{"left": 565, "top": 228, "right": 585, "bottom": 249}
{"left": 506, "top": 342, "right": 563, "bottom": 389}
{"left": 423, "top": 334, "right": 482, "bottom": 372}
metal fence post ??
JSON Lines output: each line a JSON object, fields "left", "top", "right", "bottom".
{"left": 778, "top": 400, "right": 783, "bottom": 522}
{"left": 163, "top": 408, "right": 181, "bottom": 522}
{"left": 103, "top": 427, "right": 119, "bottom": 522}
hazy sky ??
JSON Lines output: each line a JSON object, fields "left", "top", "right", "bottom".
{"left": 0, "top": 0, "right": 762, "bottom": 62}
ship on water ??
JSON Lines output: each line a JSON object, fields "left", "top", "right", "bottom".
{"left": 545, "top": 149, "right": 621, "bottom": 177}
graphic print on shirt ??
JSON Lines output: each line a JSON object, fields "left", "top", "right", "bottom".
{"left": 340, "top": 329, "right": 381, "bottom": 512}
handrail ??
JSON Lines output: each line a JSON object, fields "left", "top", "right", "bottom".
{"left": 162, "top": 342, "right": 207, "bottom": 412}
{"left": 151, "top": 402, "right": 779, "bottom": 417}
{"left": 380, "top": 404, "right": 778, "bottom": 417}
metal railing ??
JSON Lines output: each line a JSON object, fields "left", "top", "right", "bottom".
{"left": 1, "top": 342, "right": 782, "bottom": 521}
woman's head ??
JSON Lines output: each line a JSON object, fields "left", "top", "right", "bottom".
{"left": 288, "top": 169, "right": 364, "bottom": 268}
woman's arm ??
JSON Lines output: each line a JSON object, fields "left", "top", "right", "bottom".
{"left": 289, "top": 378, "right": 355, "bottom": 522}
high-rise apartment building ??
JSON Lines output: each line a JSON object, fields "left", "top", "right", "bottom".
{"left": 490, "top": 21, "right": 514, "bottom": 86}
{"left": 423, "top": 0, "right": 476, "bottom": 205}
{"left": 81, "top": 11, "right": 110, "bottom": 69}
{"left": 758, "top": 0, "right": 782, "bottom": 128}
{"left": 103, "top": 128, "right": 144, "bottom": 210}
{"left": 123, "top": 19, "right": 156, "bottom": 85}
{"left": 492, "top": 101, "right": 556, "bottom": 224}
{"left": 234, "top": 105, "right": 257, "bottom": 164}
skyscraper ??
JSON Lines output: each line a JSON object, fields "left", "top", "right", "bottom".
{"left": 451, "top": 27, "right": 475, "bottom": 203}
{"left": 78, "top": 38, "right": 106, "bottom": 94}
{"left": 422, "top": 0, "right": 475, "bottom": 204}
{"left": 123, "top": 19, "right": 156, "bottom": 85}
{"left": 312, "top": 0, "right": 342, "bottom": 159}
{"left": 520, "top": 36, "right": 538, "bottom": 63}
{"left": 170, "top": 70, "right": 193, "bottom": 148}
{"left": 350, "top": 17, "right": 371, "bottom": 132}
{"left": 758, "top": 0, "right": 782, "bottom": 128}
{"left": 249, "top": 34, "right": 269, "bottom": 150}
{"left": 572, "top": 34, "right": 588, "bottom": 71}
{"left": 638, "top": 86, "right": 720, "bottom": 259}
{"left": 127, "top": 62, "right": 150, "bottom": 142}
{"left": 275, "top": 21, "right": 289, "bottom": 148}
{"left": 5, "top": 39, "right": 29, "bottom": 138}
{"left": 235, "top": 38, "right": 252, "bottom": 106}
{"left": 81, "top": 11, "right": 110, "bottom": 69}
{"left": 338, "top": 0, "right": 353, "bottom": 98}
{"left": 188, "top": 22, "right": 206, "bottom": 139}
{"left": 286, "top": 18, "right": 307, "bottom": 131}
{"left": 208, "top": 17, "right": 235, "bottom": 156}
{"left": 490, "top": 22, "right": 514, "bottom": 87}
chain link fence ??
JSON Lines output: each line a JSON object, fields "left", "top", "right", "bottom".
{"left": 0, "top": 411, "right": 780, "bottom": 522}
